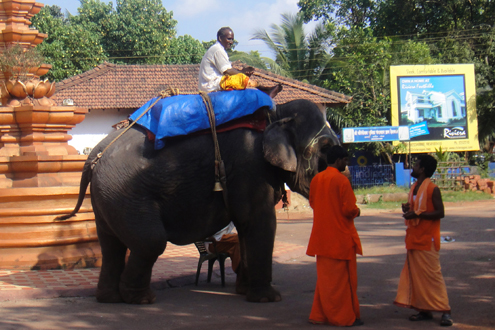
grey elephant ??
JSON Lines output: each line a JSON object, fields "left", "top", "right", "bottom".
{"left": 61, "top": 86, "right": 339, "bottom": 304}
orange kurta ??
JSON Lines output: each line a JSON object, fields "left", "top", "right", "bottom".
{"left": 307, "top": 167, "right": 361, "bottom": 326}
{"left": 394, "top": 182, "right": 450, "bottom": 313}
{"left": 405, "top": 182, "right": 441, "bottom": 251}
{"left": 307, "top": 167, "right": 361, "bottom": 259}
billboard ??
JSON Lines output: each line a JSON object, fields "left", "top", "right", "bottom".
{"left": 390, "top": 64, "right": 479, "bottom": 153}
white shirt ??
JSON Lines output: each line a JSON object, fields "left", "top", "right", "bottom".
{"left": 212, "top": 222, "right": 235, "bottom": 241}
{"left": 198, "top": 41, "right": 232, "bottom": 92}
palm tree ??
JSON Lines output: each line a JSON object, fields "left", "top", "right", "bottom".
{"left": 251, "top": 12, "right": 331, "bottom": 84}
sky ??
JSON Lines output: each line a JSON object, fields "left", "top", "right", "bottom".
{"left": 40, "top": 0, "right": 318, "bottom": 58}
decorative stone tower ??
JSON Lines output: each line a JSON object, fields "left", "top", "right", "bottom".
{"left": 0, "top": 0, "right": 100, "bottom": 269}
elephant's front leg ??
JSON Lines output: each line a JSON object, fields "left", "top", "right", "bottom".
{"left": 118, "top": 219, "right": 167, "bottom": 304}
{"left": 242, "top": 213, "right": 281, "bottom": 303}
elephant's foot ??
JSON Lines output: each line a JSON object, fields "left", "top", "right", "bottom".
{"left": 236, "top": 284, "right": 248, "bottom": 295}
{"left": 246, "top": 285, "right": 282, "bottom": 303}
{"left": 235, "top": 275, "right": 248, "bottom": 295}
{"left": 96, "top": 286, "right": 123, "bottom": 303}
{"left": 119, "top": 281, "right": 156, "bottom": 304}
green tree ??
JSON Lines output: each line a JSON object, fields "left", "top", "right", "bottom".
{"left": 161, "top": 35, "right": 204, "bottom": 64}
{"left": 31, "top": 0, "right": 206, "bottom": 80}
{"left": 325, "top": 28, "right": 434, "bottom": 127}
{"left": 297, "top": 0, "right": 495, "bottom": 150}
{"left": 373, "top": 0, "right": 495, "bottom": 37}
{"left": 298, "top": 0, "right": 375, "bottom": 28}
{"left": 95, "top": 0, "right": 177, "bottom": 64}
{"left": 31, "top": 5, "right": 108, "bottom": 81}
{"left": 251, "top": 12, "right": 332, "bottom": 84}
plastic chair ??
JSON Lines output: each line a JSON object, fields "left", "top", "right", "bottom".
{"left": 194, "top": 240, "right": 229, "bottom": 287}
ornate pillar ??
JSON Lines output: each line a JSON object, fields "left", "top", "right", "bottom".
{"left": 0, "top": 0, "right": 100, "bottom": 270}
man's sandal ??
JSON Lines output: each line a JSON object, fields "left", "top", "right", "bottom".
{"left": 409, "top": 311, "right": 433, "bottom": 321}
{"left": 309, "top": 319, "right": 325, "bottom": 325}
{"left": 350, "top": 319, "right": 364, "bottom": 326}
{"left": 440, "top": 314, "right": 454, "bottom": 326}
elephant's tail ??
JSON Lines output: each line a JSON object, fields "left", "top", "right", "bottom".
{"left": 55, "top": 162, "right": 92, "bottom": 221}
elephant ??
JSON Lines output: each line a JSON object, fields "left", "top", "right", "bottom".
{"left": 60, "top": 86, "right": 340, "bottom": 304}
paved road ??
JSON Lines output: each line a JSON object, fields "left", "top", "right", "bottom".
{"left": 0, "top": 200, "right": 493, "bottom": 330}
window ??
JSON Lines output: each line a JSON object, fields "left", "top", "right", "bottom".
{"left": 452, "top": 101, "right": 457, "bottom": 117}
{"left": 436, "top": 106, "right": 442, "bottom": 118}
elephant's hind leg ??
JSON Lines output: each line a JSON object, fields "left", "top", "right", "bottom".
{"left": 96, "top": 229, "right": 127, "bottom": 303}
{"left": 118, "top": 252, "right": 159, "bottom": 304}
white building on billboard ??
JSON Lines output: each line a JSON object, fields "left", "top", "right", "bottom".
{"left": 402, "top": 89, "right": 466, "bottom": 124}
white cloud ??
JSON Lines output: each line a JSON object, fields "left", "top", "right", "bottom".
{"left": 169, "top": 0, "right": 221, "bottom": 18}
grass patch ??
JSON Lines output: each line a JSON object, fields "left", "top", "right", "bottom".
{"left": 354, "top": 185, "right": 409, "bottom": 195}
{"left": 442, "top": 190, "right": 494, "bottom": 202}
{"left": 362, "top": 201, "right": 404, "bottom": 209}
{"left": 357, "top": 185, "right": 493, "bottom": 209}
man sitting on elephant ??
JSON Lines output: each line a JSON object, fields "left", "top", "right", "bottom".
{"left": 199, "top": 27, "right": 258, "bottom": 92}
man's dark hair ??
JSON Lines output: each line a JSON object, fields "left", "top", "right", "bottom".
{"left": 326, "top": 145, "right": 348, "bottom": 164}
{"left": 217, "top": 27, "right": 232, "bottom": 40}
{"left": 417, "top": 154, "right": 437, "bottom": 177}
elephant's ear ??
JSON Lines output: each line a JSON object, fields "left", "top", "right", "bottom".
{"left": 263, "top": 117, "right": 297, "bottom": 172}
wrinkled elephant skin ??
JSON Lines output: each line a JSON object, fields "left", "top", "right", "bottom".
{"left": 61, "top": 98, "right": 339, "bottom": 304}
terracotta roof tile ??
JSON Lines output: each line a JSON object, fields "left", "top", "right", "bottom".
{"left": 53, "top": 62, "right": 352, "bottom": 110}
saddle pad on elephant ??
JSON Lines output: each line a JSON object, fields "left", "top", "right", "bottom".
{"left": 130, "top": 89, "right": 274, "bottom": 150}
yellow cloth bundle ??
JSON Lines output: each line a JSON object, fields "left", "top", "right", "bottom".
{"left": 220, "top": 73, "right": 250, "bottom": 90}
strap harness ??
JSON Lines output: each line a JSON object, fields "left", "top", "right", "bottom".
{"left": 90, "top": 88, "right": 228, "bottom": 207}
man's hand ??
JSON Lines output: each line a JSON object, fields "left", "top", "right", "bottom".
{"left": 241, "top": 66, "right": 255, "bottom": 77}
{"left": 402, "top": 211, "right": 417, "bottom": 220}
{"left": 401, "top": 202, "right": 410, "bottom": 213}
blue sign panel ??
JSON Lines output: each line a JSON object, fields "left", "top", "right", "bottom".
{"left": 409, "top": 121, "right": 430, "bottom": 138}
{"left": 342, "top": 126, "right": 410, "bottom": 143}
{"left": 348, "top": 165, "right": 394, "bottom": 188}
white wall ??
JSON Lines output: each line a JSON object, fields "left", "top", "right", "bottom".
{"left": 68, "top": 108, "right": 135, "bottom": 154}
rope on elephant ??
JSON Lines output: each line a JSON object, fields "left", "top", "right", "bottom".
{"left": 90, "top": 87, "right": 183, "bottom": 169}
{"left": 199, "top": 91, "right": 229, "bottom": 209}
{"left": 89, "top": 87, "right": 230, "bottom": 209}
{"left": 303, "top": 124, "right": 328, "bottom": 173}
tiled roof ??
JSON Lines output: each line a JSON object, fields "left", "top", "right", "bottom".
{"left": 53, "top": 61, "right": 352, "bottom": 110}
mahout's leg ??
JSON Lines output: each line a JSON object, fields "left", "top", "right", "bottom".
{"left": 95, "top": 224, "right": 127, "bottom": 303}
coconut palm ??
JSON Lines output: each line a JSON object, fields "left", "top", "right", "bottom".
{"left": 251, "top": 12, "right": 331, "bottom": 84}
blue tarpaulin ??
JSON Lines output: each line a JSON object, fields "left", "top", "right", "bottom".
{"left": 130, "top": 89, "right": 274, "bottom": 149}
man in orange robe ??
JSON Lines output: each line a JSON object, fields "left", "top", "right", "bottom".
{"left": 307, "top": 145, "right": 363, "bottom": 327}
{"left": 394, "top": 155, "right": 453, "bottom": 326}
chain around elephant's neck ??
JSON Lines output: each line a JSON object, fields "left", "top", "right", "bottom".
{"left": 303, "top": 124, "right": 327, "bottom": 173}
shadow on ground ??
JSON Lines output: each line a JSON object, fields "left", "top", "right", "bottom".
{"left": 0, "top": 202, "right": 493, "bottom": 330}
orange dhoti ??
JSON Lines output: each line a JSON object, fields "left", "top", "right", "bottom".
{"left": 394, "top": 244, "right": 451, "bottom": 313}
{"left": 208, "top": 233, "right": 241, "bottom": 273}
{"left": 310, "top": 254, "right": 360, "bottom": 326}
